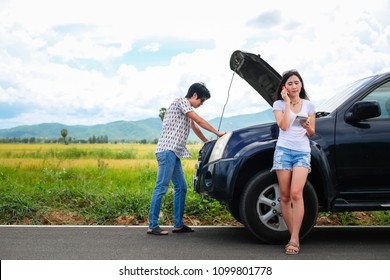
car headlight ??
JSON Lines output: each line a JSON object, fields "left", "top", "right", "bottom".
{"left": 209, "top": 132, "right": 232, "bottom": 162}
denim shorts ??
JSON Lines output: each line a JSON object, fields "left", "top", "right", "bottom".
{"left": 271, "top": 146, "right": 311, "bottom": 172}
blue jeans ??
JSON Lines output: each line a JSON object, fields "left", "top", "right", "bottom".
{"left": 148, "top": 150, "right": 188, "bottom": 229}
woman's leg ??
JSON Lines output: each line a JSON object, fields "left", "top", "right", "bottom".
{"left": 286, "top": 166, "right": 308, "bottom": 252}
{"left": 276, "top": 170, "right": 293, "bottom": 233}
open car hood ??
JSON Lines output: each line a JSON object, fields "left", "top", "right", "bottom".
{"left": 230, "top": 50, "right": 281, "bottom": 106}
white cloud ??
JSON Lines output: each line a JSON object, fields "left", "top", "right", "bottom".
{"left": 1, "top": 0, "right": 390, "bottom": 129}
{"left": 140, "top": 43, "right": 160, "bottom": 53}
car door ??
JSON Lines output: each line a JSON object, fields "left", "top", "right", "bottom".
{"left": 334, "top": 80, "right": 390, "bottom": 200}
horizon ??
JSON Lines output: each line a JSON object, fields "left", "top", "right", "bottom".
{"left": 0, "top": 109, "right": 275, "bottom": 142}
{"left": 1, "top": 107, "right": 273, "bottom": 130}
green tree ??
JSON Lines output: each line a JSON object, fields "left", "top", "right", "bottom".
{"left": 61, "top": 128, "right": 68, "bottom": 144}
{"left": 159, "top": 107, "right": 166, "bottom": 121}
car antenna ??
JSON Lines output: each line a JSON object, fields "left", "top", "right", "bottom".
{"left": 218, "top": 71, "right": 235, "bottom": 131}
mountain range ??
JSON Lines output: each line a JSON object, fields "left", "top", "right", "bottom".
{"left": 0, "top": 109, "right": 274, "bottom": 142}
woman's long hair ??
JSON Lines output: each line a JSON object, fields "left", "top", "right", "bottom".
{"left": 274, "top": 70, "right": 309, "bottom": 101}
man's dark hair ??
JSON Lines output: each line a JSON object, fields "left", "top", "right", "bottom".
{"left": 186, "top": 82, "right": 211, "bottom": 100}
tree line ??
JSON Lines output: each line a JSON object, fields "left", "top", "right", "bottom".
{"left": 0, "top": 136, "right": 158, "bottom": 144}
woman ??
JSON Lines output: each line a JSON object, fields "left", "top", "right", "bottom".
{"left": 271, "top": 70, "right": 316, "bottom": 254}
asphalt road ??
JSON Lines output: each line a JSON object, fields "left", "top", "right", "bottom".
{"left": 1, "top": 225, "right": 389, "bottom": 260}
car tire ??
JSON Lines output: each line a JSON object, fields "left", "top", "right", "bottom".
{"left": 228, "top": 199, "right": 242, "bottom": 224}
{"left": 239, "top": 170, "right": 318, "bottom": 244}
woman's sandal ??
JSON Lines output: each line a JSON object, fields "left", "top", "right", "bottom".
{"left": 147, "top": 226, "right": 169, "bottom": 235}
{"left": 285, "top": 242, "right": 300, "bottom": 255}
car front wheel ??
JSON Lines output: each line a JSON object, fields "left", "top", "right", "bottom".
{"left": 239, "top": 170, "right": 318, "bottom": 244}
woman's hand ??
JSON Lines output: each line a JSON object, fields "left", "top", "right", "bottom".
{"left": 300, "top": 118, "right": 310, "bottom": 129}
{"left": 281, "top": 86, "right": 290, "bottom": 103}
{"left": 301, "top": 117, "right": 315, "bottom": 137}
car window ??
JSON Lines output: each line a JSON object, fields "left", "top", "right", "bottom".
{"left": 316, "top": 76, "right": 374, "bottom": 114}
{"left": 362, "top": 81, "right": 390, "bottom": 119}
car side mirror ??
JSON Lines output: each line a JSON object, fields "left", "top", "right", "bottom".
{"left": 345, "top": 101, "right": 381, "bottom": 123}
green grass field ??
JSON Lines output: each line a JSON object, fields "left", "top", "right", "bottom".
{"left": 0, "top": 143, "right": 388, "bottom": 226}
{"left": 0, "top": 143, "right": 234, "bottom": 225}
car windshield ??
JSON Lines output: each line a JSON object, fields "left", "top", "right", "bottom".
{"left": 316, "top": 75, "right": 376, "bottom": 114}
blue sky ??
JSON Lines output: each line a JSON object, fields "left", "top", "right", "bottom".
{"left": 1, "top": 0, "right": 390, "bottom": 129}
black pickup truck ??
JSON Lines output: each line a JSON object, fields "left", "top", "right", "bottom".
{"left": 193, "top": 50, "right": 390, "bottom": 244}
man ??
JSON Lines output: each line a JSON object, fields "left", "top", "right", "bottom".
{"left": 147, "top": 82, "right": 226, "bottom": 235}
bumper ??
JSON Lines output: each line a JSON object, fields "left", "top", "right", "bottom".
{"left": 193, "top": 157, "right": 243, "bottom": 202}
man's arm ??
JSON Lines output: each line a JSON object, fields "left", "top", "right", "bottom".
{"left": 191, "top": 120, "right": 209, "bottom": 142}
{"left": 187, "top": 111, "right": 225, "bottom": 138}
